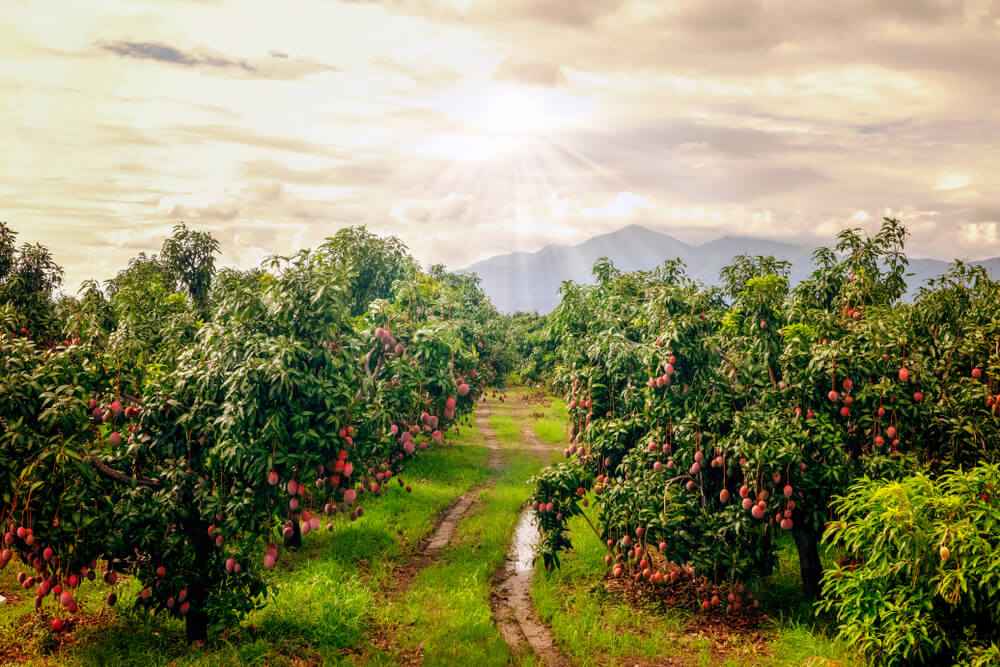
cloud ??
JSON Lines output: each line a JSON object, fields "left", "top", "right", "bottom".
{"left": 583, "top": 191, "right": 653, "bottom": 218}
{"left": 338, "top": 0, "right": 628, "bottom": 26}
{"left": 391, "top": 192, "right": 475, "bottom": 225}
{"left": 485, "top": 0, "right": 628, "bottom": 26}
{"left": 492, "top": 58, "right": 566, "bottom": 87}
{"left": 5, "top": 0, "right": 1000, "bottom": 294}
{"left": 167, "top": 125, "right": 350, "bottom": 157}
{"left": 935, "top": 173, "right": 971, "bottom": 191}
{"left": 671, "top": 0, "right": 967, "bottom": 41}
{"left": 97, "top": 40, "right": 339, "bottom": 79}
{"left": 98, "top": 40, "right": 255, "bottom": 70}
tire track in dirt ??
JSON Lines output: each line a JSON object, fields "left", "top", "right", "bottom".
{"left": 368, "top": 403, "right": 506, "bottom": 665}
{"left": 371, "top": 396, "right": 567, "bottom": 665}
{"left": 379, "top": 406, "right": 504, "bottom": 598}
{"left": 490, "top": 403, "right": 570, "bottom": 667}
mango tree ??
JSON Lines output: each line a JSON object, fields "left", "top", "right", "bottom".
{"left": 531, "top": 218, "right": 1000, "bottom": 607}
{"left": 1, "top": 224, "right": 494, "bottom": 642}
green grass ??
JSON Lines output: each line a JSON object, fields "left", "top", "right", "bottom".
{"left": 489, "top": 389, "right": 565, "bottom": 452}
{"left": 531, "top": 507, "right": 860, "bottom": 666}
{"left": 0, "top": 391, "right": 860, "bottom": 665}
{"left": 765, "top": 622, "right": 859, "bottom": 667}
{"left": 0, "top": 425, "right": 490, "bottom": 665}
{"left": 506, "top": 383, "right": 860, "bottom": 665}
{"left": 531, "top": 419, "right": 567, "bottom": 446}
{"left": 756, "top": 534, "right": 858, "bottom": 666}
{"left": 366, "top": 449, "right": 548, "bottom": 666}
{"left": 757, "top": 532, "right": 838, "bottom": 624}
{"left": 528, "top": 394, "right": 568, "bottom": 446}
{"left": 532, "top": 511, "right": 692, "bottom": 664}
{"left": 499, "top": 386, "right": 568, "bottom": 446}
{"left": 488, "top": 413, "right": 522, "bottom": 447}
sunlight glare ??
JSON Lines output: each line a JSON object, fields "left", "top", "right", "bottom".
{"left": 480, "top": 85, "right": 551, "bottom": 135}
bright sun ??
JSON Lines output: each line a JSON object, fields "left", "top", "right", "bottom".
{"left": 417, "top": 82, "right": 595, "bottom": 161}
{"left": 479, "top": 85, "right": 551, "bottom": 136}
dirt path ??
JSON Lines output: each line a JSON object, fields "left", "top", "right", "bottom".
{"left": 372, "top": 395, "right": 568, "bottom": 665}
{"left": 419, "top": 411, "right": 503, "bottom": 556}
{"left": 489, "top": 409, "right": 570, "bottom": 667}
{"left": 379, "top": 409, "right": 504, "bottom": 598}
{"left": 491, "top": 508, "right": 569, "bottom": 666}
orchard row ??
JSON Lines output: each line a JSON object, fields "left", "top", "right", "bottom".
{"left": 0, "top": 223, "right": 512, "bottom": 641}
{"left": 527, "top": 219, "right": 1000, "bottom": 666}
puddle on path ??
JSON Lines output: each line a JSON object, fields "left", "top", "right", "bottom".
{"left": 511, "top": 508, "right": 540, "bottom": 571}
{"left": 492, "top": 506, "right": 568, "bottom": 666}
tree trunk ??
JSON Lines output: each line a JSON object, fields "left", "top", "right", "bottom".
{"left": 284, "top": 514, "right": 301, "bottom": 549}
{"left": 185, "top": 607, "right": 209, "bottom": 643}
{"left": 792, "top": 523, "right": 823, "bottom": 598}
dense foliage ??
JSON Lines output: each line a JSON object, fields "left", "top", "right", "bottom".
{"left": 529, "top": 218, "right": 1000, "bottom": 662}
{"left": 819, "top": 466, "right": 1000, "bottom": 666}
{"left": 505, "top": 311, "right": 557, "bottom": 383}
{"left": 0, "top": 222, "right": 506, "bottom": 641}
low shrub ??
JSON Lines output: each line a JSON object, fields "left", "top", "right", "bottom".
{"left": 819, "top": 465, "right": 1000, "bottom": 666}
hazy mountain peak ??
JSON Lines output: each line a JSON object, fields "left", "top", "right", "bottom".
{"left": 460, "top": 224, "right": 1000, "bottom": 314}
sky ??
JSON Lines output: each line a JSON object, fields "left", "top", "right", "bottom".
{"left": 2, "top": 0, "right": 1000, "bottom": 294}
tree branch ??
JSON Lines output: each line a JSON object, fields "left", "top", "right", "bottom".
{"left": 88, "top": 456, "right": 161, "bottom": 489}
{"left": 370, "top": 353, "right": 385, "bottom": 385}
{"left": 352, "top": 346, "right": 386, "bottom": 404}
{"left": 576, "top": 506, "right": 604, "bottom": 545}
{"left": 363, "top": 347, "right": 373, "bottom": 379}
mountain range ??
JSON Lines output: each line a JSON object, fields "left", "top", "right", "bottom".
{"left": 460, "top": 224, "right": 1000, "bottom": 314}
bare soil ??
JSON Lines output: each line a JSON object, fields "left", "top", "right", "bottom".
{"left": 488, "top": 404, "right": 569, "bottom": 666}
{"left": 490, "top": 508, "right": 569, "bottom": 666}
